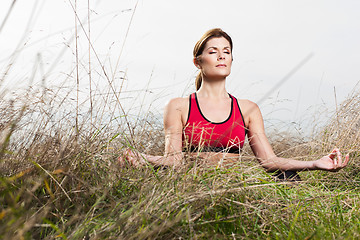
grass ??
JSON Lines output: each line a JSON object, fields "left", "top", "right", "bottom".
{"left": 2, "top": 2, "right": 360, "bottom": 239}
{"left": 1, "top": 87, "right": 360, "bottom": 239}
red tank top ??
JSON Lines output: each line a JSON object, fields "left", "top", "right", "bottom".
{"left": 183, "top": 93, "right": 247, "bottom": 153}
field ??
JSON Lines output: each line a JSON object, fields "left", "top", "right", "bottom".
{"left": 1, "top": 84, "right": 360, "bottom": 239}
{"left": 2, "top": 2, "right": 360, "bottom": 239}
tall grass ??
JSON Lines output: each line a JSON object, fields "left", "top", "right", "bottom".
{"left": 2, "top": 2, "right": 360, "bottom": 239}
{"left": 1, "top": 79, "right": 360, "bottom": 239}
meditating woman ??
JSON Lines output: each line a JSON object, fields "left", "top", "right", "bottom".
{"left": 119, "top": 28, "right": 349, "bottom": 175}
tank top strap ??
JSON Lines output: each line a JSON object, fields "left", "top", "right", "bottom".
{"left": 229, "top": 93, "right": 247, "bottom": 134}
{"left": 186, "top": 93, "right": 201, "bottom": 125}
{"left": 228, "top": 93, "right": 239, "bottom": 115}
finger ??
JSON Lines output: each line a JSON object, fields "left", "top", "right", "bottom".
{"left": 336, "top": 150, "right": 342, "bottom": 167}
{"left": 128, "top": 150, "right": 144, "bottom": 167}
{"left": 328, "top": 148, "right": 338, "bottom": 160}
{"left": 118, "top": 156, "right": 125, "bottom": 166}
{"left": 118, "top": 149, "right": 131, "bottom": 166}
{"left": 128, "top": 149, "right": 139, "bottom": 159}
{"left": 127, "top": 150, "right": 139, "bottom": 166}
{"left": 127, "top": 155, "right": 138, "bottom": 166}
{"left": 123, "top": 149, "right": 136, "bottom": 166}
{"left": 131, "top": 158, "right": 140, "bottom": 167}
{"left": 331, "top": 149, "right": 338, "bottom": 166}
{"left": 343, "top": 153, "right": 350, "bottom": 167}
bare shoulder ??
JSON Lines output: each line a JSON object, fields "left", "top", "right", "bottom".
{"left": 165, "top": 97, "right": 188, "bottom": 112}
{"left": 236, "top": 98, "right": 260, "bottom": 115}
{"left": 233, "top": 97, "right": 261, "bottom": 125}
{"left": 164, "top": 96, "right": 189, "bottom": 125}
{"left": 237, "top": 99, "right": 258, "bottom": 109}
{"left": 166, "top": 97, "right": 188, "bottom": 108}
{"left": 233, "top": 97, "right": 266, "bottom": 136}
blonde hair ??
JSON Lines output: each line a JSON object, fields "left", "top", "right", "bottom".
{"left": 193, "top": 28, "right": 233, "bottom": 90}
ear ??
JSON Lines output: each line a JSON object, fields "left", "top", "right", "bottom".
{"left": 193, "top": 57, "right": 201, "bottom": 69}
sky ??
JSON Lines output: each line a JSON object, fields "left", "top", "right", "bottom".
{"left": 1, "top": 0, "right": 360, "bottom": 134}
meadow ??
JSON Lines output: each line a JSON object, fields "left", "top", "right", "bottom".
{"left": 2, "top": 2, "right": 360, "bottom": 239}
{"left": 1, "top": 79, "right": 360, "bottom": 239}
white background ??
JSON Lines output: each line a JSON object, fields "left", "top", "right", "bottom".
{"left": 1, "top": 0, "right": 360, "bottom": 135}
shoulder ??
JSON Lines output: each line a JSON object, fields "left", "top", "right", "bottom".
{"left": 232, "top": 97, "right": 262, "bottom": 125}
{"left": 165, "top": 97, "right": 188, "bottom": 111}
{"left": 234, "top": 98, "right": 260, "bottom": 115}
{"left": 164, "top": 96, "right": 190, "bottom": 125}
{"left": 236, "top": 98, "right": 258, "bottom": 108}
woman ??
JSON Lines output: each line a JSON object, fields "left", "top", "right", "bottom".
{"left": 119, "top": 28, "right": 349, "bottom": 173}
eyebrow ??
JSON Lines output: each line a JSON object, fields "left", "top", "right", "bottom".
{"left": 206, "top": 46, "right": 231, "bottom": 51}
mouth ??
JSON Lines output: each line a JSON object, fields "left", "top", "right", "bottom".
{"left": 216, "top": 64, "right": 227, "bottom": 67}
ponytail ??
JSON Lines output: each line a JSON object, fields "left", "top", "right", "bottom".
{"left": 195, "top": 73, "right": 202, "bottom": 90}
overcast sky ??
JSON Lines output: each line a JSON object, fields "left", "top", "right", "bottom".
{"left": 1, "top": 0, "right": 360, "bottom": 133}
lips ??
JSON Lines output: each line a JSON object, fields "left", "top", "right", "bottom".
{"left": 216, "top": 64, "right": 227, "bottom": 67}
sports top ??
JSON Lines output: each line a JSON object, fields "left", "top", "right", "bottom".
{"left": 183, "top": 92, "right": 247, "bottom": 153}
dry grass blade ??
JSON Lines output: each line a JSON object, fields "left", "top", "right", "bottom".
{"left": 33, "top": 162, "right": 72, "bottom": 202}
{"left": 0, "top": 0, "right": 17, "bottom": 34}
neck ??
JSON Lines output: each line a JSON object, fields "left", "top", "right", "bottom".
{"left": 197, "top": 77, "right": 227, "bottom": 99}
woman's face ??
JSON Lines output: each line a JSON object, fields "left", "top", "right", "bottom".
{"left": 196, "top": 37, "right": 232, "bottom": 80}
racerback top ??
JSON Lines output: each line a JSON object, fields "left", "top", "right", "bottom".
{"left": 183, "top": 92, "right": 247, "bottom": 153}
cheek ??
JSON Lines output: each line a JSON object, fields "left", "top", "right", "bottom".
{"left": 201, "top": 57, "right": 216, "bottom": 67}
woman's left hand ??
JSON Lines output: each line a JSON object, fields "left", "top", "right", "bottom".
{"left": 313, "top": 148, "right": 350, "bottom": 171}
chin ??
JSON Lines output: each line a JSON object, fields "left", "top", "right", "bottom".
{"left": 207, "top": 71, "right": 231, "bottom": 79}
{"left": 217, "top": 72, "right": 231, "bottom": 78}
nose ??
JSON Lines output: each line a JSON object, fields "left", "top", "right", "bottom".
{"left": 218, "top": 52, "right": 225, "bottom": 60}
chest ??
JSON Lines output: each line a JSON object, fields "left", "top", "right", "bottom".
{"left": 196, "top": 98, "right": 232, "bottom": 123}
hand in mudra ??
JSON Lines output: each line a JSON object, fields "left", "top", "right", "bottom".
{"left": 118, "top": 149, "right": 147, "bottom": 167}
{"left": 313, "top": 148, "right": 349, "bottom": 172}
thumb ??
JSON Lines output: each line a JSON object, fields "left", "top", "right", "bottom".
{"left": 328, "top": 148, "right": 338, "bottom": 160}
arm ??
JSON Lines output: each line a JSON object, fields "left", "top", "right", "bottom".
{"left": 119, "top": 98, "right": 185, "bottom": 167}
{"left": 119, "top": 97, "right": 229, "bottom": 167}
{"left": 246, "top": 101, "right": 349, "bottom": 172}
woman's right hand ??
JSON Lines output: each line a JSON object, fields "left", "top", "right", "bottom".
{"left": 118, "top": 149, "right": 147, "bottom": 167}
